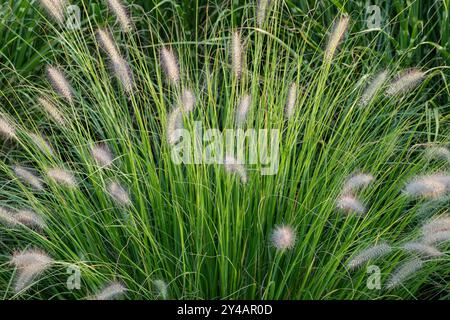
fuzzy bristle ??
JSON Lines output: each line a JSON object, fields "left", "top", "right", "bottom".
{"left": 235, "top": 94, "right": 251, "bottom": 126}
{"left": 47, "top": 167, "right": 78, "bottom": 188}
{"left": 181, "top": 88, "right": 195, "bottom": 113}
{"left": 402, "top": 242, "right": 442, "bottom": 258}
{"left": 404, "top": 174, "right": 449, "bottom": 199}
{"left": 231, "top": 31, "right": 243, "bottom": 79}
{"left": 386, "top": 69, "right": 425, "bottom": 96}
{"left": 153, "top": 279, "right": 168, "bottom": 299}
{"left": 385, "top": 258, "right": 423, "bottom": 290}
{"left": 0, "top": 116, "right": 17, "bottom": 140}
{"left": 359, "top": 70, "right": 388, "bottom": 106}
{"left": 106, "top": 0, "right": 133, "bottom": 32}
{"left": 29, "top": 133, "right": 54, "bottom": 155}
{"left": 93, "top": 281, "right": 127, "bottom": 300}
{"left": 422, "top": 231, "right": 450, "bottom": 246}
{"left": 91, "top": 144, "right": 114, "bottom": 168}
{"left": 424, "top": 146, "right": 450, "bottom": 161}
{"left": 37, "top": 0, "right": 66, "bottom": 24}
{"left": 347, "top": 243, "right": 392, "bottom": 270}
{"left": 13, "top": 165, "right": 44, "bottom": 191}
{"left": 37, "top": 96, "right": 66, "bottom": 125}
{"left": 0, "top": 207, "right": 19, "bottom": 227}
{"left": 256, "top": 0, "right": 271, "bottom": 27}
{"left": 336, "top": 194, "right": 366, "bottom": 215}
{"left": 224, "top": 155, "right": 248, "bottom": 184}
{"left": 15, "top": 209, "right": 46, "bottom": 231}
{"left": 324, "top": 15, "right": 349, "bottom": 61}
{"left": 166, "top": 107, "right": 183, "bottom": 145}
{"left": 342, "top": 172, "right": 374, "bottom": 194}
{"left": 284, "top": 82, "right": 298, "bottom": 119}
{"left": 46, "top": 66, "right": 74, "bottom": 104}
{"left": 107, "top": 181, "right": 131, "bottom": 205}
{"left": 160, "top": 47, "right": 180, "bottom": 85}
{"left": 270, "top": 225, "right": 296, "bottom": 251}
{"left": 421, "top": 216, "right": 450, "bottom": 235}
{"left": 10, "top": 249, "right": 54, "bottom": 293}
{"left": 96, "top": 28, "right": 122, "bottom": 62}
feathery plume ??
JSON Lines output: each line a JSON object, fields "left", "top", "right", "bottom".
{"left": 235, "top": 94, "right": 251, "bottom": 126}
{"left": 10, "top": 249, "right": 54, "bottom": 293}
{"left": 91, "top": 143, "right": 114, "bottom": 168}
{"left": 224, "top": 155, "right": 248, "bottom": 184}
{"left": 404, "top": 174, "right": 449, "bottom": 199}
{"left": 37, "top": 96, "right": 66, "bottom": 125}
{"left": 0, "top": 207, "right": 19, "bottom": 227}
{"left": 421, "top": 216, "right": 450, "bottom": 235}
{"left": 106, "top": 0, "right": 133, "bottom": 32}
{"left": 359, "top": 70, "right": 388, "bottom": 106}
{"left": 96, "top": 28, "right": 122, "bottom": 61}
{"left": 231, "top": 31, "right": 243, "bottom": 79}
{"left": 47, "top": 167, "right": 77, "bottom": 188}
{"left": 29, "top": 133, "right": 54, "bottom": 155}
{"left": 107, "top": 181, "right": 131, "bottom": 205}
{"left": 342, "top": 172, "right": 374, "bottom": 194}
{"left": 324, "top": 14, "right": 349, "bottom": 62}
{"left": 284, "top": 82, "right": 298, "bottom": 119}
{"left": 270, "top": 225, "right": 296, "bottom": 251}
{"left": 93, "top": 282, "right": 127, "bottom": 300}
{"left": 153, "top": 279, "right": 168, "bottom": 299}
{"left": 0, "top": 116, "right": 17, "bottom": 140}
{"left": 160, "top": 46, "right": 180, "bottom": 85}
{"left": 424, "top": 146, "right": 450, "bottom": 161}
{"left": 347, "top": 243, "right": 392, "bottom": 270}
{"left": 256, "top": 0, "right": 271, "bottom": 27}
{"left": 386, "top": 69, "right": 425, "bottom": 96}
{"left": 422, "top": 231, "right": 450, "bottom": 246}
{"left": 15, "top": 209, "right": 46, "bottom": 231}
{"left": 181, "top": 88, "right": 195, "bottom": 113}
{"left": 46, "top": 66, "right": 74, "bottom": 104}
{"left": 37, "top": 0, "right": 66, "bottom": 25}
{"left": 166, "top": 107, "right": 183, "bottom": 145}
{"left": 385, "top": 258, "right": 423, "bottom": 290}
{"left": 112, "top": 57, "right": 134, "bottom": 93}
{"left": 402, "top": 242, "right": 442, "bottom": 258}
{"left": 12, "top": 165, "right": 44, "bottom": 191}
{"left": 336, "top": 194, "right": 366, "bottom": 215}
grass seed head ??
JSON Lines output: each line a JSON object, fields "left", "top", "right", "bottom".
{"left": 106, "top": 0, "right": 133, "bottom": 32}
{"left": 93, "top": 281, "right": 127, "bottom": 300}
{"left": 236, "top": 94, "right": 251, "bottom": 126}
{"left": 166, "top": 107, "right": 183, "bottom": 145}
{"left": 15, "top": 209, "right": 46, "bottom": 231}
{"left": 386, "top": 258, "right": 423, "bottom": 290}
{"left": 386, "top": 68, "right": 425, "bottom": 96}
{"left": 404, "top": 174, "right": 449, "bottom": 199}
{"left": 160, "top": 46, "right": 180, "bottom": 85}
{"left": 13, "top": 165, "right": 44, "bottom": 191}
{"left": 91, "top": 143, "right": 114, "bottom": 168}
{"left": 231, "top": 31, "right": 243, "bottom": 79}
{"left": 270, "top": 225, "right": 296, "bottom": 251}
{"left": 37, "top": 0, "right": 66, "bottom": 25}
{"left": 224, "top": 155, "right": 248, "bottom": 184}
{"left": 37, "top": 96, "right": 66, "bottom": 125}
{"left": 324, "top": 14, "right": 349, "bottom": 62}
{"left": 284, "top": 82, "right": 298, "bottom": 119}
{"left": 359, "top": 70, "right": 388, "bottom": 106}
{"left": 347, "top": 243, "right": 392, "bottom": 270}
{"left": 336, "top": 194, "right": 366, "bottom": 215}
{"left": 46, "top": 66, "right": 74, "bottom": 104}
{"left": 47, "top": 167, "right": 78, "bottom": 188}
{"left": 107, "top": 180, "right": 131, "bottom": 205}
{"left": 0, "top": 116, "right": 17, "bottom": 140}
{"left": 402, "top": 242, "right": 442, "bottom": 258}
{"left": 0, "top": 207, "right": 19, "bottom": 227}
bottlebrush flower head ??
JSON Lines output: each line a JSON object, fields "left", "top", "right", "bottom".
{"left": 46, "top": 66, "right": 74, "bottom": 104}
{"left": 421, "top": 216, "right": 450, "bottom": 235}
{"left": 15, "top": 209, "right": 46, "bottom": 231}
{"left": 107, "top": 180, "right": 131, "bottom": 205}
{"left": 342, "top": 172, "right": 374, "bottom": 194}
{"left": 422, "top": 231, "right": 450, "bottom": 246}
{"left": 10, "top": 248, "right": 54, "bottom": 293}
{"left": 106, "top": 0, "right": 133, "bottom": 32}
{"left": 92, "top": 281, "right": 127, "bottom": 300}
{"left": 386, "top": 68, "right": 425, "bottom": 96}
{"left": 324, "top": 14, "right": 349, "bottom": 62}
{"left": 0, "top": 116, "right": 17, "bottom": 140}
{"left": 235, "top": 94, "right": 251, "bottom": 126}
{"left": 401, "top": 242, "right": 442, "bottom": 258}
{"left": 270, "top": 225, "right": 297, "bottom": 251}
{"left": 424, "top": 146, "right": 450, "bottom": 161}
{"left": 284, "top": 82, "right": 298, "bottom": 119}
{"left": 256, "top": 0, "right": 271, "bottom": 27}
{"left": 96, "top": 28, "right": 122, "bottom": 62}
{"left": 404, "top": 174, "right": 449, "bottom": 199}
{"left": 166, "top": 107, "right": 183, "bottom": 145}
{"left": 12, "top": 165, "right": 44, "bottom": 191}
{"left": 385, "top": 258, "right": 423, "bottom": 290}
{"left": 180, "top": 88, "right": 195, "bottom": 113}
{"left": 29, "top": 133, "right": 54, "bottom": 155}
{"left": 336, "top": 194, "right": 366, "bottom": 215}
{"left": 160, "top": 46, "right": 180, "bottom": 85}
{"left": 224, "top": 155, "right": 248, "bottom": 184}
{"left": 359, "top": 70, "right": 388, "bottom": 107}
{"left": 91, "top": 143, "right": 114, "bottom": 168}
{"left": 47, "top": 167, "right": 78, "bottom": 188}
{"left": 0, "top": 207, "right": 19, "bottom": 227}
{"left": 347, "top": 242, "right": 392, "bottom": 270}
{"left": 37, "top": 0, "right": 67, "bottom": 25}
{"left": 231, "top": 31, "right": 243, "bottom": 79}
{"left": 37, "top": 96, "right": 66, "bottom": 125}
{"left": 111, "top": 57, "right": 134, "bottom": 93}
{"left": 153, "top": 279, "right": 168, "bottom": 299}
